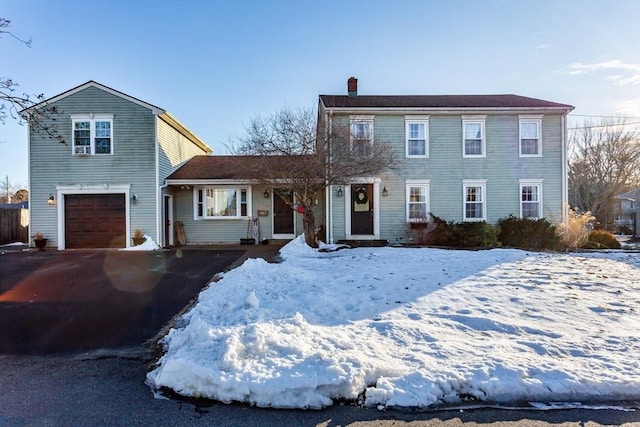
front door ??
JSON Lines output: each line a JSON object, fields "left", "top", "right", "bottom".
{"left": 350, "top": 184, "right": 374, "bottom": 235}
{"left": 273, "top": 189, "right": 295, "bottom": 237}
{"left": 163, "top": 195, "right": 173, "bottom": 247}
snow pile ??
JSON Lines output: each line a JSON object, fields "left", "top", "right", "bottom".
{"left": 121, "top": 234, "right": 159, "bottom": 251}
{"left": 147, "top": 236, "right": 640, "bottom": 409}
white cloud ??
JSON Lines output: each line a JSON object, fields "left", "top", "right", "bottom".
{"left": 563, "top": 59, "right": 640, "bottom": 86}
{"left": 614, "top": 99, "right": 640, "bottom": 117}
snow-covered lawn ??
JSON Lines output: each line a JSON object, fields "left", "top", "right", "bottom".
{"left": 146, "top": 237, "right": 640, "bottom": 410}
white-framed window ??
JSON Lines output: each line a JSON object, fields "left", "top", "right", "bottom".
{"left": 194, "top": 186, "right": 250, "bottom": 219}
{"left": 463, "top": 179, "right": 487, "bottom": 221}
{"left": 405, "top": 116, "right": 429, "bottom": 158}
{"left": 519, "top": 115, "right": 543, "bottom": 157}
{"left": 350, "top": 115, "right": 374, "bottom": 156}
{"left": 406, "top": 179, "right": 430, "bottom": 222}
{"left": 71, "top": 114, "right": 113, "bottom": 155}
{"left": 462, "top": 116, "right": 486, "bottom": 158}
{"left": 519, "top": 179, "right": 543, "bottom": 219}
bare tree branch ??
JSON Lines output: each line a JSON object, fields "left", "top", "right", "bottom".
{"left": 230, "top": 107, "right": 396, "bottom": 247}
{"left": 568, "top": 117, "right": 640, "bottom": 229}
{"left": 0, "top": 18, "right": 64, "bottom": 143}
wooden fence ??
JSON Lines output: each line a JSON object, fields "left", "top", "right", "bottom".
{"left": 0, "top": 208, "right": 29, "bottom": 244}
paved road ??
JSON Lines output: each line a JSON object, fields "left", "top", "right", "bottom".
{"left": 0, "top": 355, "right": 639, "bottom": 426}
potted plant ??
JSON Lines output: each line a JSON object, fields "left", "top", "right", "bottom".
{"left": 33, "top": 231, "right": 47, "bottom": 251}
{"left": 132, "top": 229, "right": 146, "bottom": 246}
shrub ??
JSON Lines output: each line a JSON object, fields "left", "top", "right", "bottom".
{"left": 557, "top": 208, "right": 594, "bottom": 248}
{"left": 404, "top": 214, "right": 498, "bottom": 248}
{"left": 497, "top": 215, "right": 560, "bottom": 250}
{"left": 582, "top": 230, "right": 621, "bottom": 249}
{"left": 446, "top": 221, "right": 499, "bottom": 248}
{"left": 404, "top": 214, "right": 450, "bottom": 246}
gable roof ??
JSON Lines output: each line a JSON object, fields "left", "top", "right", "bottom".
{"left": 166, "top": 155, "right": 314, "bottom": 181}
{"left": 21, "top": 80, "right": 212, "bottom": 153}
{"left": 616, "top": 188, "right": 640, "bottom": 201}
{"left": 320, "top": 94, "right": 574, "bottom": 112}
{"left": 21, "top": 80, "right": 165, "bottom": 115}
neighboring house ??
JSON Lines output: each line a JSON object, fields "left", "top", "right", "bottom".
{"left": 318, "top": 77, "right": 574, "bottom": 244}
{"left": 23, "top": 81, "right": 211, "bottom": 249}
{"left": 614, "top": 188, "right": 639, "bottom": 235}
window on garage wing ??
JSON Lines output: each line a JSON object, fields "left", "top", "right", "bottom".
{"left": 195, "top": 187, "right": 249, "bottom": 219}
{"left": 71, "top": 114, "right": 113, "bottom": 155}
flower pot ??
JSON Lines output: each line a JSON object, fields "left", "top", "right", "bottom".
{"left": 34, "top": 238, "right": 47, "bottom": 251}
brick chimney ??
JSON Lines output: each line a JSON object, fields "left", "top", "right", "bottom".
{"left": 347, "top": 77, "right": 358, "bottom": 97}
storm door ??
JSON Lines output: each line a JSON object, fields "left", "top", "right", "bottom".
{"left": 350, "top": 184, "right": 374, "bottom": 235}
{"left": 273, "top": 189, "right": 295, "bottom": 237}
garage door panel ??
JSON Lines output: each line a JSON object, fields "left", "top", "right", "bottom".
{"left": 65, "top": 194, "right": 126, "bottom": 249}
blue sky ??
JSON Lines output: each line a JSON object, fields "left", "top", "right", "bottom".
{"left": 1, "top": 0, "right": 639, "bottom": 189}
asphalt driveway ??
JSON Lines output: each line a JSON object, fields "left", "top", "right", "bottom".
{"left": 0, "top": 248, "right": 247, "bottom": 355}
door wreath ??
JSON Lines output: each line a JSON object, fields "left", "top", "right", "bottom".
{"left": 353, "top": 187, "right": 369, "bottom": 211}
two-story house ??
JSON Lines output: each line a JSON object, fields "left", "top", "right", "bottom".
{"left": 23, "top": 81, "right": 211, "bottom": 249}
{"left": 614, "top": 188, "right": 639, "bottom": 235}
{"left": 318, "top": 78, "right": 574, "bottom": 244}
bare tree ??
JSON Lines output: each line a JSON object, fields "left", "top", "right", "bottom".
{"left": 0, "top": 18, "right": 64, "bottom": 143}
{"left": 568, "top": 117, "right": 640, "bottom": 229}
{"left": 231, "top": 107, "right": 395, "bottom": 247}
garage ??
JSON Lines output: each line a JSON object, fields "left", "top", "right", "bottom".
{"left": 65, "top": 194, "right": 126, "bottom": 249}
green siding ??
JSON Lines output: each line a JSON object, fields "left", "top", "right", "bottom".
{"left": 29, "top": 85, "right": 205, "bottom": 248}
{"left": 157, "top": 119, "right": 209, "bottom": 181}
{"left": 327, "top": 112, "right": 566, "bottom": 243}
{"left": 172, "top": 185, "right": 325, "bottom": 244}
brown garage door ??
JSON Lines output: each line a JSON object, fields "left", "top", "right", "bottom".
{"left": 65, "top": 194, "right": 126, "bottom": 249}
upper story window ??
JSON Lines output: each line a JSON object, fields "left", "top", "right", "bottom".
{"left": 71, "top": 114, "right": 113, "bottom": 155}
{"left": 350, "top": 115, "right": 374, "bottom": 156}
{"left": 405, "top": 116, "right": 429, "bottom": 158}
{"left": 406, "top": 180, "right": 430, "bottom": 222}
{"left": 519, "top": 115, "right": 543, "bottom": 157}
{"left": 520, "top": 179, "right": 543, "bottom": 219}
{"left": 462, "top": 116, "right": 486, "bottom": 158}
{"left": 195, "top": 186, "right": 250, "bottom": 219}
{"left": 463, "top": 179, "right": 487, "bottom": 221}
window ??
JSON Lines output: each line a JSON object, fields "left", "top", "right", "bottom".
{"left": 406, "top": 180, "right": 430, "bottom": 222}
{"left": 463, "top": 180, "right": 487, "bottom": 221}
{"left": 405, "top": 116, "right": 429, "bottom": 157}
{"left": 462, "top": 116, "right": 486, "bottom": 157}
{"left": 519, "top": 115, "right": 543, "bottom": 156}
{"left": 519, "top": 180, "right": 543, "bottom": 219}
{"left": 71, "top": 114, "right": 113, "bottom": 155}
{"left": 350, "top": 116, "right": 373, "bottom": 156}
{"left": 195, "top": 187, "right": 249, "bottom": 219}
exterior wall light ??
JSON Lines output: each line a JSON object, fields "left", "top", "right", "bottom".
{"left": 382, "top": 186, "right": 389, "bottom": 197}
{"left": 264, "top": 190, "right": 270, "bottom": 198}
{"left": 337, "top": 187, "right": 343, "bottom": 197}
{"left": 48, "top": 194, "right": 56, "bottom": 205}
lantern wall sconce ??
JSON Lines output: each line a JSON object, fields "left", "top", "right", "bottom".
{"left": 264, "top": 190, "right": 270, "bottom": 199}
{"left": 337, "top": 187, "right": 344, "bottom": 197}
{"left": 131, "top": 194, "right": 138, "bottom": 203}
{"left": 382, "top": 186, "right": 389, "bottom": 197}
{"left": 47, "top": 194, "right": 56, "bottom": 205}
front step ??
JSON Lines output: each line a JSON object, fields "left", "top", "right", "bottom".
{"left": 336, "top": 239, "right": 388, "bottom": 248}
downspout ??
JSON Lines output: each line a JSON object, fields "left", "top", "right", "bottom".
{"left": 561, "top": 113, "right": 568, "bottom": 229}
{"left": 327, "top": 109, "right": 334, "bottom": 244}
{"left": 155, "top": 115, "right": 162, "bottom": 246}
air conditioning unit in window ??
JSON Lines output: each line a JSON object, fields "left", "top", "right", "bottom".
{"left": 74, "top": 146, "right": 91, "bottom": 156}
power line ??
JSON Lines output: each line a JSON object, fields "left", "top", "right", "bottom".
{"left": 568, "top": 121, "right": 640, "bottom": 130}
{"left": 569, "top": 114, "right": 640, "bottom": 120}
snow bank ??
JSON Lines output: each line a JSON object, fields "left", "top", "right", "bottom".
{"left": 147, "top": 238, "right": 640, "bottom": 409}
